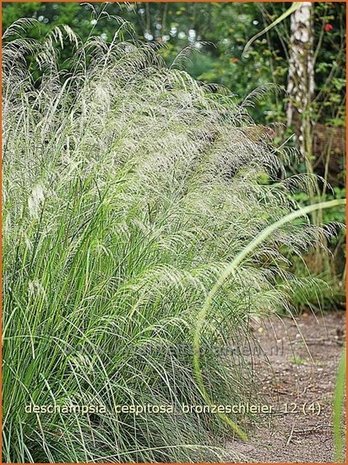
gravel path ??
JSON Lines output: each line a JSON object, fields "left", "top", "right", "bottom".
{"left": 226, "top": 311, "right": 345, "bottom": 463}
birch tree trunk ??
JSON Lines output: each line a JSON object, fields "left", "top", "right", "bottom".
{"left": 287, "top": 3, "right": 326, "bottom": 271}
{"left": 286, "top": 2, "right": 315, "bottom": 162}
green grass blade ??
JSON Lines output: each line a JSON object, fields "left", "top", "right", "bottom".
{"left": 193, "top": 198, "right": 346, "bottom": 441}
{"left": 243, "top": 2, "right": 302, "bottom": 56}
{"left": 333, "top": 349, "right": 346, "bottom": 463}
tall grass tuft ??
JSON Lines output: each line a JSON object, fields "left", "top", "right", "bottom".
{"left": 2, "top": 20, "right": 341, "bottom": 462}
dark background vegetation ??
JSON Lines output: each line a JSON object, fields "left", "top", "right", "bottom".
{"left": 3, "top": 1, "right": 346, "bottom": 310}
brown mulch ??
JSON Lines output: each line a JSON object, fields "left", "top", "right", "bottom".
{"left": 227, "top": 311, "right": 345, "bottom": 463}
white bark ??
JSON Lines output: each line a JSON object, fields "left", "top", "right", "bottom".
{"left": 286, "top": 2, "right": 315, "bottom": 146}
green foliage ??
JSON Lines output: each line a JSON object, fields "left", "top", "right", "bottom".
{"left": 3, "top": 19, "right": 339, "bottom": 462}
{"left": 312, "top": 2, "right": 346, "bottom": 126}
{"left": 292, "top": 188, "right": 346, "bottom": 224}
{"left": 3, "top": 2, "right": 345, "bottom": 127}
{"left": 333, "top": 350, "right": 346, "bottom": 463}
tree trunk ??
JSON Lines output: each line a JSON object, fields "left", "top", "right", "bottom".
{"left": 286, "top": 2, "right": 315, "bottom": 161}
{"left": 287, "top": 3, "right": 327, "bottom": 273}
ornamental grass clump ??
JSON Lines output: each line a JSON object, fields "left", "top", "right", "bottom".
{"left": 3, "top": 21, "right": 337, "bottom": 463}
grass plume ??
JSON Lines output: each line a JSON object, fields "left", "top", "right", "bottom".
{"left": 2, "top": 20, "right": 342, "bottom": 463}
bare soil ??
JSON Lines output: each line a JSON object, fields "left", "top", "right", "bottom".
{"left": 227, "top": 311, "right": 346, "bottom": 463}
